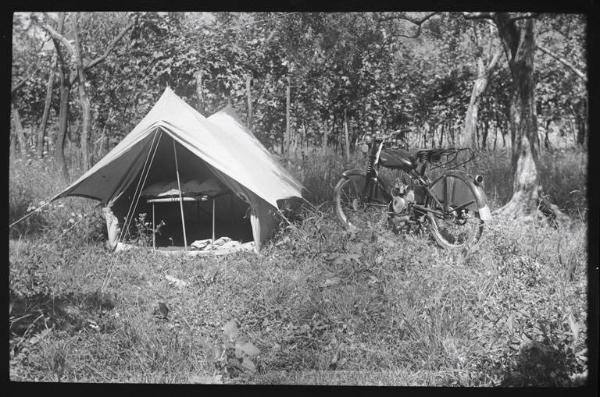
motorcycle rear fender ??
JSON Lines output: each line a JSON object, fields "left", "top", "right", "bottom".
{"left": 431, "top": 170, "right": 491, "bottom": 220}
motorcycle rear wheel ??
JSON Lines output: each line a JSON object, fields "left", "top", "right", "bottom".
{"left": 426, "top": 173, "right": 485, "bottom": 249}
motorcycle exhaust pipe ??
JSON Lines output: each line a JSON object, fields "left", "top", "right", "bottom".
{"left": 474, "top": 174, "right": 484, "bottom": 186}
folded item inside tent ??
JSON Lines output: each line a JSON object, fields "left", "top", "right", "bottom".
{"left": 142, "top": 178, "right": 226, "bottom": 198}
{"left": 191, "top": 236, "right": 241, "bottom": 251}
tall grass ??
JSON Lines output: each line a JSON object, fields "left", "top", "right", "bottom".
{"left": 286, "top": 147, "right": 587, "bottom": 218}
{"left": 8, "top": 146, "right": 589, "bottom": 385}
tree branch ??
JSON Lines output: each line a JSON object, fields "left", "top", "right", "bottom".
{"left": 83, "top": 16, "right": 138, "bottom": 71}
{"left": 508, "top": 12, "right": 539, "bottom": 22}
{"left": 537, "top": 44, "right": 587, "bottom": 82}
{"left": 486, "top": 47, "right": 503, "bottom": 74}
{"left": 377, "top": 12, "right": 439, "bottom": 39}
{"left": 378, "top": 11, "right": 438, "bottom": 26}
{"left": 463, "top": 12, "right": 496, "bottom": 20}
{"left": 11, "top": 78, "right": 27, "bottom": 94}
{"left": 33, "top": 16, "right": 76, "bottom": 57}
{"left": 397, "top": 12, "right": 439, "bottom": 26}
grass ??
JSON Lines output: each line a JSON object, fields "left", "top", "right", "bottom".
{"left": 8, "top": 148, "right": 589, "bottom": 385}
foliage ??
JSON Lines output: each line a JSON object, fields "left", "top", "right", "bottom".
{"left": 11, "top": 12, "right": 587, "bottom": 164}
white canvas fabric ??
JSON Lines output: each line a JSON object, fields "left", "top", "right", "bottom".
{"left": 50, "top": 87, "right": 304, "bottom": 249}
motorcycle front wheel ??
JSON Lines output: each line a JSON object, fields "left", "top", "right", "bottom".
{"left": 334, "top": 176, "right": 387, "bottom": 232}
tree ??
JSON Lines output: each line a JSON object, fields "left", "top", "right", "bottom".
{"left": 464, "top": 12, "right": 568, "bottom": 221}
{"left": 462, "top": 17, "right": 502, "bottom": 148}
{"left": 32, "top": 12, "right": 137, "bottom": 173}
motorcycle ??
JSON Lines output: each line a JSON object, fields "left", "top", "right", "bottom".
{"left": 334, "top": 134, "right": 492, "bottom": 249}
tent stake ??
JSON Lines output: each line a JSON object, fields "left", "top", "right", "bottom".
{"left": 173, "top": 140, "right": 188, "bottom": 250}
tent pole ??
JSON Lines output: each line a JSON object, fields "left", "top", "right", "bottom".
{"left": 212, "top": 199, "right": 215, "bottom": 244}
{"left": 152, "top": 202, "right": 156, "bottom": 250}
{"left": 173, "top": 140, "right": 188, "bottom": 251}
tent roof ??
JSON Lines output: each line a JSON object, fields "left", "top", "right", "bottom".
{"left": 52, "top": 87, "right": 304, "bottom": 209}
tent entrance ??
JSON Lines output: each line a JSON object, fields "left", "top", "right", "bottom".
{"left": 141, "top": 193, "right": 253, "bottom": 248}
{"left": 113, "top": 131, "right": 253, "bottom": 250}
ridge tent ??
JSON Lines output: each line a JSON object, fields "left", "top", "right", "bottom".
{"left": 49, "top": 87, "right": 305, "bottom": 253}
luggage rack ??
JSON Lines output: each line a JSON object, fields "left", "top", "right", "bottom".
{"left": 415, "top": 147, "right": 476, "bottom": 171}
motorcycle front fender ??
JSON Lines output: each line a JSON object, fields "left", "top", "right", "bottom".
{"left": 341, "top": 168, "right": 366, "bottom": 179}
{"left": 338, "top": 169, "right": 390, "bottom": 203}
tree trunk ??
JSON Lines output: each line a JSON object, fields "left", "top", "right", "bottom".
{"left": 56, "top": 74, "right": 70, "bottom": 182}
{"left": 575, "top": 99, "right": 587, "bottom": 147}
{"left": 194, "top": 70, "right": 204, "bottom": 114}
{"left": 37, "top": 52, "right": 58, "bottom": 158}
{"left": 11, "top": 104, "right": 28, "bottom": 155}
{"left": 10, "top": 130, "right": 16, "bottom": 158}
{"left": 464, "top": 49, "right": 501, "bottom": 149}
{"left": 343, "top": 109, "right": 350, "bottom": 162}
{"left": 544, "top": 119, "right": 552, "bottom": 151}
{"left": 285, "top": 75, "right": 291, "bottom": 157}
{"left": 481, "top": 118, "right": 489, "bottom": 151}
{"left": 493, "top": 15, "right": 562, "bottom": 220}
{"left": 246, "top": 75, "right": 252, "bottom": 129}
{"left": 48, "top": 13, "right": 70, "bottom": 182}
{"left": 493, "top": 122, "right": 498, "bottom": 151}
{"left": 72, "top": 14, "right": 92, "bottom": 171}
{"left": 322, "top": 121, "right": 331, "bottom": 153}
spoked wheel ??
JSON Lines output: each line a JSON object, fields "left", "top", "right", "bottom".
{"left": 426, "top": 173, "right": 485, "bottom": 249}
{"left": 334, "top": 176, "right": 387, "bottom": 232}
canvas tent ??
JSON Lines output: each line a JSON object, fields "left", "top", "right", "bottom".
{"left": 49, "top": 87, "right": 304, "bottom": 253}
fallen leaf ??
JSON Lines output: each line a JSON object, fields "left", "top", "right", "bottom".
{"left": 236, "top": 341, "right": 260, "bottom": 357}
{"left": 189, "top": 374, "right": 223, "bottom": 384}
{"left": 29, "top": 328, "right": 51, "bottom": 345}
{"left": 321, "top": 277, "right": 341, "bottom": 288}
{"left": 165, "top": 274, "right": 188, "bottom": 288}
{"left": 223, "top": 319, "right": 239, "bottom": 341}
{"left": 241, "top": 356, "right": 256, "bottom": 373}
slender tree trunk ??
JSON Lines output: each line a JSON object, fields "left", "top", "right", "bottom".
{"left": 575, "top": 99, "right": 586, "bottom": 147}
{"left": 285, "top": 75, "right": 291, "bottom": 156}
{"left": 493, "top": 123, "right": 498, "bottom": 152}
{"left": 72, "top": 14, "right": 92, "bottom": 171}
{"left": 246, "top": 75, "right": 252, "bottom": 129}
{"left": 322, "top": 121, "right": 331, "bottom": 153}
{"left": 194, "top": 70, "right": 204, "bottom": 114}
{"left": 481, "top": 118, "right": 489, "bottom": 151}
{"left": 544, "top": 119, "right": 552, "bottom": 151}
{"left": 11, "top": 104, "right": 28, "bottom": 155}
{"left": 56, "top": 74, "right": 70, "bottom": 181}
{"left": 47, "top": 13, "right": 70, "bottom": 181}
{"left": 37, "top": 53, "right": 58, "bottom": 158}
{"left": 10, "top": 131, "right": 16, "bottom": 158}
{"left": 464, "top": 49, "right": 501, "bottom": 148}
{"left": 343, "top": 109, "right": 350, "bottom": 161}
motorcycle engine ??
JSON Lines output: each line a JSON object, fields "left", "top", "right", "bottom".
{"left": 391, "top": 180, "right": 415, "bottom": 214}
